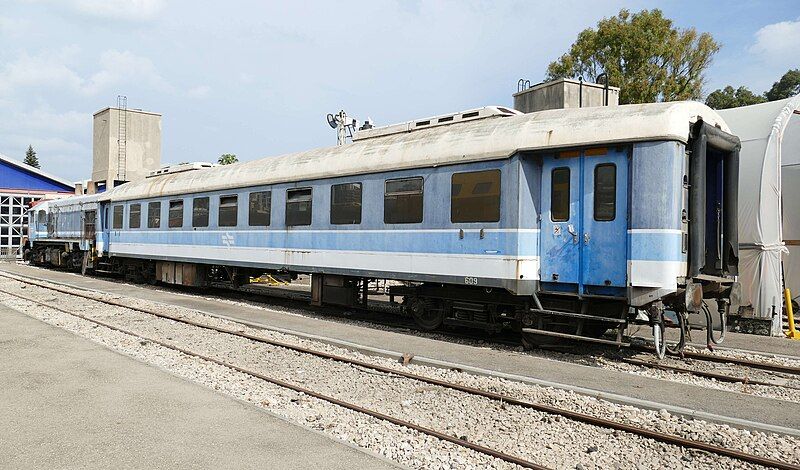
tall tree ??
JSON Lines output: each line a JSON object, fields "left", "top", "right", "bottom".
{"left": 705, "top": 85, "right": 766, "bottom": 110}
{"left": 23, "top": 145, "right": 40, "bottom": 169}
{"left": 765, "top": 69, "right": 800, "bottom": 101}
{"left": 546, "top": 9, "right": 719, "bottom": 104}
{"left": 218, "top": 153, "right": 238, "bottom": 165}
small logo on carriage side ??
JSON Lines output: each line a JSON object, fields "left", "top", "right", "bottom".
{"left": 553, "top": 225, "right": 562, "bottom": 235}
{"left": 222, "top": 233, "right": 235, "bottom": 246}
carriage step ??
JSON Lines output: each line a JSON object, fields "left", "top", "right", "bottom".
{"left": 530, "top": 308, "right": 627, "bottom": 324}
{"left": 521, "top": 327, "right": 630, "bottom": 346}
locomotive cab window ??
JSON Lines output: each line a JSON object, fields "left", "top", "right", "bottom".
{"left": 112, "top": 205, "right": 123, "bottom": 229}
{"left": 249, "top": 191, "right": 271, "bottom": 226}
{"left": 169, "top": 200, "right": 184, "bottom": 228}
{"left": 192, "top": 197, "right": 209, "bottom": 227}
{"left": 451, "top": 169, "right": 501, "bottom": 223}
{"left": 593, "top": 163, "right": 616, "bottom": 221}
{"left": 37, "top": 210, "right": 46, "bottom": 225}
{"left": 331, "top": 183, "right": 362, "bottom": 225}
{"left": 384, "top": 177, "right": 423, "bottom": 224}
{"left": 286, "top": 188, "right": 312, "bottom": 226}
{"left": 147, "top": 202, "right": 161, "bottom": 228}
{"left": 550, "top": 168, "right": 570, "bottom": 222}
{"left": 218, "top": 195, "right": 238, "bottom": 227}
{"left": 129, "top": 203, "right": 141, "bottom": 229}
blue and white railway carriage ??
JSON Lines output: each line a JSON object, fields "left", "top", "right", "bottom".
{"left": 30, "top": 102, "right": 741, "bottom": 352}
{"left": 28, "top": 194, "right": 105, "bottom": 271}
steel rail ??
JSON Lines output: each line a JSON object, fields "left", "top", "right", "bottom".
{"left": 0, "top": 274, "right": 796, "bottom": 470}
{"left": 630, "top": 344, "right": 800, "bottom": 376}
{"left": 0, "top": 286, "right": 547, "bottom": 470}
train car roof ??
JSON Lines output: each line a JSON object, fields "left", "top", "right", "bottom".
{"left": 104, "top": 100, "right": 729, "bottom": 202}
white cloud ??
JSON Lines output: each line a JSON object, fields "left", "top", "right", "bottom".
{"left": 84, "top": 50, "right": 172, "bottom": 95}
{"left": 0, "top": 16, "right": 29, "bottom": 37}
{"left": 748, "top": 18, "right": 800, "bottom": 64}
{"left": 0, "top": 47, "right": 84, "bottom": 96}
{"left": 63, "top": 0, "right": 165, "bottom": 21}
{"left": 187, "top": 85, "right": 211, "bottom": 98}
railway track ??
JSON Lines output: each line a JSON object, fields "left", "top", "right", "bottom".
{"left": 0, "top": 271, "right": 795, "bottom": 470}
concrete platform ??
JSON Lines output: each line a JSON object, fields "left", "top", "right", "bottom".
{"left": 0, "top": 302, "right": 397, "bottom": 469}
{"left": 2, "top": 262, "right": 799, "bottom": 434}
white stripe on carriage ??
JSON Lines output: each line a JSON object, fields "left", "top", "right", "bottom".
{"left": 110, "top": 243, "right": 541, "bottom": 281}
{"left": 627, "top": 229, "right": 683, "bottom": 235}
{"left": 628, "top": 260, "right": 687, "bottom": 289}
{"left": 111, "top": 228, "right": 542, "bottom": 234}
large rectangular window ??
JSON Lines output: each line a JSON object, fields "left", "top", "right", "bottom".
{"left": 147, "top": 202, "right": 161, "bottom": 228}
{"left": 129, "top": 203, "right": 141, "bottom": 229}
{"left": 450, "top": 170, "right": 501, "bottom": 223}
{"left": 286, "top": 188, "right": 312, "bottom": 226}
{"left": 192, "top": 197, "right": 209, "bottom": 227}
{"left": 218, "top": 195, "right": 238, "bottom": 227}
{"left": 331, "top": 183, "right": 362, "bottom": 225}
{"left": 112, "top": 205, "right": 123, "bottom": 229}
{"left": 551, "top": 168, "right": 570, "bottom": 222}
{"left": 169, "top": 200, "right": 184, "bottom": 228}
{"left": 384, "top": 177, "right": 423, "bottom": 224}
{"left": 248, "top": 191, "right": 271, "bottom": 226}
{"left": 593, "top": 163, "right": 616, "bottom": 221}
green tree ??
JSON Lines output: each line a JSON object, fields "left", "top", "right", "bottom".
{"left": 765, "top": 69, "right": 800, "bottom": 101}
{"left": 546, "top": 9, "right": 719, "bottom": 104}
{"left": 218, "top": 153, "right": 238, "bottom": 165}
{"left": 23, "top": 145, "right": 40, "bottom": 169}
{"left": 705, "top": 85, "right": 766, "bottom": 109}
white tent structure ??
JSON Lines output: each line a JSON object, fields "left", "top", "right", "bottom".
{"left": 718, "top": 95, "right": 800, "bottom": 336}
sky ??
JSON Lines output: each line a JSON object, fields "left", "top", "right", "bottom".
{"left": 0, "top": 0, "right": 798, "bottom": 182}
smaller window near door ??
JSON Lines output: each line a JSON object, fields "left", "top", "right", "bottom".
{"left": 594, "top": 163, "right": 616, "bottom": 221}
{"left": 551, "top": 167, "right": 570, "bottom": 222}
{"left": 169, "top": 200, "right": 184, "bottom": 228}
{"left": 147, "top": 202, "right": 161, "bottom": 228}
{"left": 112, "top": 205, "right": 123, "bottom": 229}
{"left": 192, "top": 197, "right": 209, "bottom": 227}
{"left": 286, "top": 188, "right": 312, "bottom": 226}
{"left": 219, "top": 195, "right": 238, "bottom": 227}
{"left": 129, "top": 203, "right": 141, "bottom": 229}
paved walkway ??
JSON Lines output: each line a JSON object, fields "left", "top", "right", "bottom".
{"left": 2, "top": 262, "right": 799, "bottom": 433}
{"left": 0, "top": 303, "right": 397, "bottom": 469}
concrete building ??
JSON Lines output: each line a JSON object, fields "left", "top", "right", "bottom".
{"left": 513, "top": 78, "right": 620, "bottom": 113}
{"left": 0, "top": 153, "right": 74, "bottom": 257}
{"left": 92, "top": 107, "right": 161, "bottom": 193}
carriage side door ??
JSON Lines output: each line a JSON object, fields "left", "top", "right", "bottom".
{"left": 540, "top": 154, "right": 581, "bottom": 289}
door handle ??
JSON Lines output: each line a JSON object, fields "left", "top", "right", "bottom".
{"left": 567, "top": 224, "right": 578, "bottom": 243}
{"left": 584, "top": 233, "right": 591, "bottom": 245}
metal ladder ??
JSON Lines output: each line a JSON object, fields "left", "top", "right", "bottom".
{"left": 116, "top": 95, "right": 128, "bottom": 182}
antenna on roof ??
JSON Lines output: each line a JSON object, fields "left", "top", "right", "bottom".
{"left": 326, "top": 110, "right": 359, "bottom": 146}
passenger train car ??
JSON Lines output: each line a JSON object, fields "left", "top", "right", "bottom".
{"left": 27, "top": 102, "right": 742, "bottom": 356}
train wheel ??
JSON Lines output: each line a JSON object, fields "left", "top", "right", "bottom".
{"left": 409, "top": 298, "right": 443, "bottom": 331}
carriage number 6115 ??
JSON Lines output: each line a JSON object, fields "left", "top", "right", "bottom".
{"left": 464, "top": 277, "right": 479, "bottom": 285}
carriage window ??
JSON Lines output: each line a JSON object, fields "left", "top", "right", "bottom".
{"left": 451, "top": 170, "right": 501, "bottom": 223}
{"left": 551, "top": 168, "right": 570, "bottom": 222}
{"left": 286, "top": 188, "right": 312, "bottom": 226}
{"left": 129, "top": 203, "right": 141, "bottom": 229}
{"left": 384, "top": 177, "right": 423, "bottom": 224}
{"left": 331, "top": 183, "right": 362, "bottom": 225}
{"left": 112, "top": 205, "right": 123, "bottom": 229}
{"left": 147, "top": 202, "right": 161, "bottom": 228}
{"left": 169, "top": 200, "right": 184, "bottom": 228}
{"left": 192, "top": 197, "right": 209, "bottom": 227}
{"left": 37, "top": 210, "right": 46, "bottom": 224}
{"left": 594, "top": 164, "right": 616, "bottom": 221}
{"left": 249, "top": 191, "right": 271, "bottom": 226}
{"left": 219, "top": 195, "right": 238, "bottom": 227}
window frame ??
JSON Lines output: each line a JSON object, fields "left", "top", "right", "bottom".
{"left": 112, "top": 205, "right": 124, "bottom": 229}
{"left": 192, "top": 197, "right": 209, "bottom": 228}
{"left": 330, "top": 182, "right": 362, "bottom": 225}
{"left": 129, "top": 203, "right": 141, "bottom": 229}
{"left": 450, "top": 169, "right": 501, "bottom": 223}
{"left": 593, "top": 163, "right": 617, "bottom": 222}
{"left": 168, "top": 199, "right": 184, "bottom": 228}
{"left": 147, "top": 201, "right": 161, "bottom": 229}
{"left": 383, "top": 176, "right": 424, "bottom": 224}
{"left": 285, "top": 187, "right": 313, "bottom": 227}
{"left": 248, "top": 191, "right": 272, "bottom": 227}
{"left": 218, "top": 195, "right": 239, "bottom": 227}
{"left": 550, "top": 167, "right": 571, "bottom": 222}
